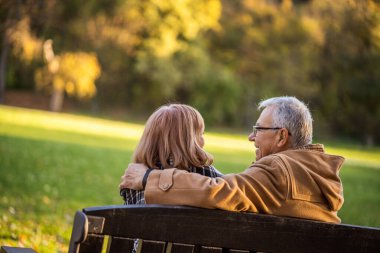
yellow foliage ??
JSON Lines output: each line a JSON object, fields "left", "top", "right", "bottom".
{"left": 143, "top": 0, "right": 221, "bottom": 57}
{"left": 65, "top": 81, "right": 75, "bottom": 95}
{"left": 57, "top": 52, "right": 101, "bottom": 99}
{"left": 147, "top": 27, "right": 183, "bottom": 57}
{"left": 52, "top": 76, "right": 65, "bottom": 91}
{"left": 238, "top": 14, "right": 253, "bottom": 26}
{"left": 35, "top": 68, "right": 50, "bottom": 91}
{"left": 35, "top": 52, "right": 101, "bottom": 100}
{"left": 8, "top": 17, "right": 42, "bottom": 62}
{"left": 301, "top": 16, "right": 325, "bottom": 46}
{"left": 368, "top": 1, "right": 380, "bottom": 48}
{"left": 281, "top": 0, "right": 293, "bottom": 12}
{"left": 243, "top": 0, "right": 277, "bottom": 16}
{"left": 86, "top": 0, "right": 221, "bottom": 58}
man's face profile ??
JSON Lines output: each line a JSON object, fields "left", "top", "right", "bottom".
{"left": 249, "top": 106, "right": 281, "bottom": 161}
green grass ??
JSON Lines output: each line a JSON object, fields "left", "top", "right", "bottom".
{"left": 0, "top": 105, "right": 379, "bottom": 252}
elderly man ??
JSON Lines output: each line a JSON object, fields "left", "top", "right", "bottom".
{"left": 120, "top": 97, "right": 345, "bottom": 223}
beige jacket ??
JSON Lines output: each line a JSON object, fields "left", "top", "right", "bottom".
{"left": 145, "top": 144, "right": 345, "bottom": 223}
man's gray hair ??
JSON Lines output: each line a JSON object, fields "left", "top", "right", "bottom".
{"left": 258, "top": 96, "right": 313, "bottom": 148}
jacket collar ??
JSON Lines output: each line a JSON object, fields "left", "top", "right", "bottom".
{"left": 299, "top": 144, "right": 325, "bottom": 153}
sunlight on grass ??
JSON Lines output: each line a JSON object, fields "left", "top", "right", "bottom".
{"left": 0, "top": 105, "right": 143, "bottom": 141}
{"left": 0, "top": 105, "right": 253, "bottom": 155}
{"left": 205, "top": 134, "right": 252, "bottom": 152}
{"left": 325, "top": 147, "right": 380, "bottom": 169}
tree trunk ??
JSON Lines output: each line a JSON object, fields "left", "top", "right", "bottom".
{"left": 50, "top": 88, "right": 64, "bottom": 112}
{"left": 0, "top": 30, "right": 9, "bottom": 104}
{"left": 365, "top": 134, "right": 374, "bottom": 147}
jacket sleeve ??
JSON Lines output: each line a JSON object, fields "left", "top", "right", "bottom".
{"left": 144, "top": 156, "right": 289, "bottom": 213}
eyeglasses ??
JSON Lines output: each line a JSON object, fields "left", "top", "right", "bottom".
{"left": 252, "top": 126, "right": 291, "bottom": 136}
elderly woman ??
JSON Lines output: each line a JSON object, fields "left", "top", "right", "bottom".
{"left": 120, "top": 103, "right": 222, "bottom": 205}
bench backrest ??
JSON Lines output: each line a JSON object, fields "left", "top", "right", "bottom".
{"left": 69, "top": 205, "right": 380, "bottom": 253}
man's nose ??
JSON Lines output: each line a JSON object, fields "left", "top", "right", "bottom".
{"left": 248, "top": 132, "right": 255, "bottom": 142}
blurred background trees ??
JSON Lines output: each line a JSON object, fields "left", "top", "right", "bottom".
{"left": 1, "top": 0, "right": 380, "bottom": 145}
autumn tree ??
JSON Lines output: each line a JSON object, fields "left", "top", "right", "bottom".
{"left": 35, "top": 40, "right": 101, "bottom": 112}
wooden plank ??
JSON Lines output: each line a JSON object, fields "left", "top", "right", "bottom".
{"left": 171, "top": 243, "right": 194, "bottom": 253}
{"left": 107, "top": 237, "right": 135, "bottom": 252}
{"left": 81, "top": 205, "right": 380, "bottom": 253}
{"left": 140, "top": 240, "right": 165, "bottom": 252}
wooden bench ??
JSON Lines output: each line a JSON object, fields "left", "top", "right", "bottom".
{"left": 2, "top": 204, "right": 380, "bottom": 253}
{"left": 68, "top": 204, "right": 380, "bottom": 253}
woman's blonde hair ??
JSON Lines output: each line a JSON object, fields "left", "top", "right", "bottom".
{"left": 133, "top": 104, "right": 213, "bottom": 170}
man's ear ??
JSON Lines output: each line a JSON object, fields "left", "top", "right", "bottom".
{"left": 277, "top": 129, "right": 289, "bottom": 147}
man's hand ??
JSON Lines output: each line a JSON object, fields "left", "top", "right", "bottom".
{"left": 119, "top": 163, "right": 149, "bottom": 190}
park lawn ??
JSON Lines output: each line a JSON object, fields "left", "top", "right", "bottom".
{"left": 0, "top": 105, "right": 379, "bottom": 252}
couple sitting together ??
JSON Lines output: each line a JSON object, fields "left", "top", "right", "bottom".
{"left": 120, "top": 96, "right": 345, "bottom": 224}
